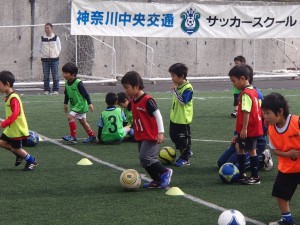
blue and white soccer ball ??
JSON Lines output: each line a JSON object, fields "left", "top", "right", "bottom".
{"left": 219, "top": 163, "right": 240, "bottom": 184}
{"left": 218, "top": 209, "right": 246, "bottom": 225}
{"left": 26, "top": 130, "right": 39, "bottom": 147}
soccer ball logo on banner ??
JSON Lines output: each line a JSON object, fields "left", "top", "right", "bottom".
{"left": 181, "top": 8, "right": 201, "bottom": 35}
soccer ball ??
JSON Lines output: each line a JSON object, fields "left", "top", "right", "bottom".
{"left": 26, "top": 130, "right": 40, "bottom": 147}
{"left": 218, "top": 209, "right": 246, "bottom": 225}
{"left": 120, "top": 169, "right": 141, "bottom": 190}
{"left": 219, "top": 163, "right": 240, "bottom": 184}
{"left": 158, "top": 146, "right": 176, "bottom": 165}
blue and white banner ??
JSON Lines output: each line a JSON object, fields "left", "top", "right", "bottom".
{"left": 71, "top": 0, "right": 300, "bottom": 38}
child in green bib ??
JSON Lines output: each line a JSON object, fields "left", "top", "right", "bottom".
{"left": 97, "top": 92, "right": 132, "bottom": 144}
{"left": 61, "top": 63, "right": 96, "bottom": 144}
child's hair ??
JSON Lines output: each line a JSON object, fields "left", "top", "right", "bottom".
{"left": 228, "top": 64, "right": 251, "bottom": 80}
{"left": 0, "top": 71, "right": 15, "bottom": 87}
{"left": 117, "top": 92, "right": 130, "bottom": 104}
{"left": 261, "top": 93, "right": 290, "bottom": 118}
{"left": 106, "top": 92, "right": 118, "bottom": 106}
{"left": 234, "top": 55, "right": 246, "bottom": 63}
{"left": 45, "top": 23, "right": 53, "bottom": 28}
{"left": 168, "top": 63, "right": 188, "bottom": 79}
{"left": 62, "top": 62, "right": 78, "bottom": 76}
{"left": 121, "top": 71, "right": 144, "bottom": 90}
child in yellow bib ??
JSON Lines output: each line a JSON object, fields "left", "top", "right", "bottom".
{"left": 0, "top": 71, "right": 38, "bottom": 171}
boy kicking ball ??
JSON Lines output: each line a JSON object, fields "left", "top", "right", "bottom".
{"left": 0, "top": 71, "right": 38, "bottom": 171}
{"left": 121, "top": 71, "right": 172, "bottom": 189}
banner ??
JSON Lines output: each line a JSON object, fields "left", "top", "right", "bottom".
{"left": 71, "top": 0, "right": 300, "bottom": 38}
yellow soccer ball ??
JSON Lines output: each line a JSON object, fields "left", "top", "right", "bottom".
{"left": 158, "top": 146, "right": 176, "bottom": 165}
{"left": 120, "top": 169, "right": 141, "bottom": 190}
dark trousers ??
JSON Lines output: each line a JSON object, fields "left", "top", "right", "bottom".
{"left": 42, "top": 59, "right": 59, "bottom": 92}
{"left": 169, "top": 121, "right": 192, "bottom": 160}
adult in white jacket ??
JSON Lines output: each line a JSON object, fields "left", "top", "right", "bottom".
{"left": 39, "top": 23, "right": 61, "bottom": 95}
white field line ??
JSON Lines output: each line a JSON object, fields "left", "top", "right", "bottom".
{"left": 21, "top": 94, "right": 300, "bottom": 104}
{"left": 47, "top": 137, "right": 231, "bottom": 144}
{"left": 39, "top": 134, "right": 265, "bottom": 225}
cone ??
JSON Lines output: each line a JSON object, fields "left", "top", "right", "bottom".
{"left": 165, "top": 187, "right": 185, "bottom": 196}
{"left": 77, "top": 158, "right": 93, "bottom": 166}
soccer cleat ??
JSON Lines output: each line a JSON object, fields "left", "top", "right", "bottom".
{"left": 15, "top": 155, "right": 23, "bottom": 166}
{"left": 160, "top": 168, "right": 173, "bottom": 189}
{"left": 263, "top": 149, "right": 274, "bottom": 171}
{"left": 269, "top": 218, "right": 295, "bottom": 225}
{"left": 231, "top": 111, "right": 237, "bottom": 118}
{"left": 23, "top": 161, "right": 38, "bottom": 171}
{"left": 62, "top": 135, "right": 77, "bottom": 143}
{"left": 241, "top": 176, "right": 261, "bottom": 185}
{"left": 44, "top": 91, "right": 50, "bottom": 95}
{"left": 52, "top": 91, "right": 59, "bottom": 95}
{"left": 82, "top": 136, "right": 96, "bottom": 143}
{"left": 174, "top": 158, "right": 190, "bottom": 167}
{"left": 142, "top": 180, "right": 161, "bottom": 189}
{"left": 238, "top": 173, "right": 247, "bottom": 182}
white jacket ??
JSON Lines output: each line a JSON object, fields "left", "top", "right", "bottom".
{"left": 39, "top": 33, "right": 61, "bottom": 59}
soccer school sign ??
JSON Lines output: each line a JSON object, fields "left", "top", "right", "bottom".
{"left": 71, "top": 0, "right": 300, "bottom": 39}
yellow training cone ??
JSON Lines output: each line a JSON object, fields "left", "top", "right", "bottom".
{"left": 165, "top": 187, "right": 185, "bottom": 196}
{"left": 77, "top": 158, "right": 93, "bottom": 166}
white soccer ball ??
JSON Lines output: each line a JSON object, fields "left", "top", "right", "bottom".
{"left": 218, "top": 209, "right": 246, "bottom": 225}
{"left": 120, "top": 169, "right": 141, "bottom": 190}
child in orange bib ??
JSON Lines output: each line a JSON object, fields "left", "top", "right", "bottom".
{"left": 262, "top": 92, "right": 300, "bottom": 225}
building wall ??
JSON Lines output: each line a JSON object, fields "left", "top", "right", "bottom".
{"left": 0, "top": 0, "right": 298, "bottom": 80}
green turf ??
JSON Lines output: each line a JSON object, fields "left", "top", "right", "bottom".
{"left": 0, "top": 89, "right": 300, "bottom": 225}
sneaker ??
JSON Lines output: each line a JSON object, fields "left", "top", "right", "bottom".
{"left": 160, "top": 168, "right": 173, "bottom": 189}
{"left": 52, "top": 91, "right": 59, "bottom": 95}
{"left": 174, "top": 158, "right": 190, "bottom": 167}
{"left": 143, "top": 180, "right": 161, "bottom": 189}
{"left": 269, "top": 218, "right": 295, "bottom": 225}
{"left": 15, "top": 155, "right": 23, "bottom": 166}
{"left": 241, "top": 176, "right": 261, "bottom": 185}
{"left": 82, "top": 136, "right": 96, "bottom": 143}
{"left": 44, "top": 91, "right": 50, "bottom": 95}
{"left": 263, "top": 149, "right": 274, "bottom": 171}
{"left": 62, "top": 135, "right": 77, "bottom": 143}
{"left": 23, "top": 161, "right": 38, "bottom": 171}
{"left": 231, "top": 111, "right": 237, "bottom": 118}
{"left": 238, "top": 173, "right": 247, "bottom": 182}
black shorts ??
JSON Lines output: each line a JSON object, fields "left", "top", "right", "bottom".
{"left": 0, "top": 133, "right": 27, "bottom": 149}
{"left": 237, "top": 135, "right": 257, "bottom": 151}
{"left": 272, "top": 171, "right": 300, "bottom": 201}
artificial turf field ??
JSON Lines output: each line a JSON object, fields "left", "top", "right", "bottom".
{"left": 1, "top": 87, "right": 300, "bottom": 225}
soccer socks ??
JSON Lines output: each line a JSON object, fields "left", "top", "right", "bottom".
{"left": 87, "top": 129, "right": 95, "bottom": 137}
{"left": 145, "top": 165, "right": 160, "bottom": 181}
{"left": 24, "top": 154, "right": 35, "bottom": 164}
{"left": 281, "top": 212, "right": 294, "bottom": 224}
{"left": 237, "top": 154, "right": 246, "bottom": 175}
{"left": 145, "top": 162, "right": 166, "bottom": 181}
{"left": 69, "top": 120, "right": 76, "bottom": 137}
{"left": 250, "top": 156, "right": 259, "bottom": 177}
